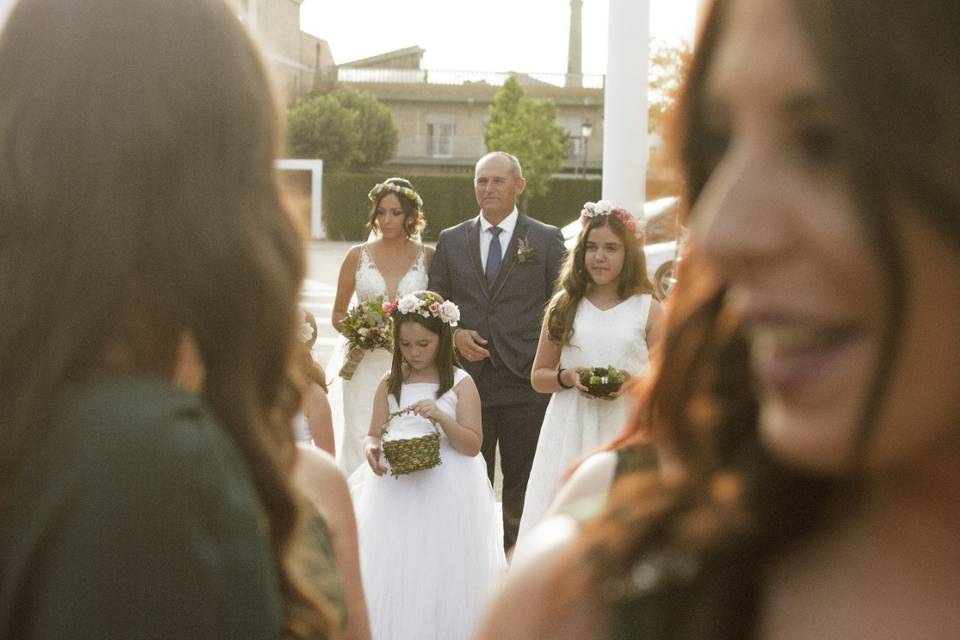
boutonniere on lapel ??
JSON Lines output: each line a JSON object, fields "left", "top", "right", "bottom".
{"left": 515, "top": 236, "right": 536, "bottom": 263}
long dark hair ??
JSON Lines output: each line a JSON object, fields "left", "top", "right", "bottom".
{"left": 546, "top": 213, "right": 655, "bottom": 346}
{"left": 386, "top": 292, "right": 458, "bottom": 403}
{"left": 554, "top": 0, "right": 960, "bottom": 637}
{"left": 366, "top": 177, "right": 426, "bottom": 238}
{"left": 0, "top": 0, "right": 331, "bottom": 636}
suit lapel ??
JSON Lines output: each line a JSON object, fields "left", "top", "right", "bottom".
{"left": 489, "top": 215, "right": 529, "bottom": 302}
{"left": 466, "top": 218, "right": 489, "bottom": 300}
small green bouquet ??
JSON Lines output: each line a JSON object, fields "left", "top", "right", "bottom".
{"left": 339, "top": 295, "right": 392, "bottom": 380}
{"left": 578, "top": 365, "right": 626, "bottom": 397}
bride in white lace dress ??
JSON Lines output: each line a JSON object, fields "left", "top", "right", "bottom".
{"left": 327, "top": 178, "right": 432, "bottom": 474}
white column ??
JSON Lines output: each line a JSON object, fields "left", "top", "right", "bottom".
{"left": 601, "top": 0, "right": 649, "bottom": 215}
{"left": 248, "top": 0, "right": 258, "bottom": 34}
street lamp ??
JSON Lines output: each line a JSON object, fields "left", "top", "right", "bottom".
{"left": 580, "top": 119, "right": 593, "bottom": 178}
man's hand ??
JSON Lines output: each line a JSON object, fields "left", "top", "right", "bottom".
{"left": 454, "top": 329, "right": 491, "bottom": 362}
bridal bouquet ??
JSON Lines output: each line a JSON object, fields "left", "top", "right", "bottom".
{"left": 339, "top": 295, "right": 392, "bottom": 380}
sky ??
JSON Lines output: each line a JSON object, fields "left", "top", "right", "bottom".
{"left": 301, "top": 0, "right": 700, "bottom": 73}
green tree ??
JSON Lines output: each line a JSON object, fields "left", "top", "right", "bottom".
{"left": 287, "top": 94, "right": 360, "bottom": 172}
{"left": 329, "top": 87, "right": 399, "bottom": 171}
{"left": 648, "top": 39, "right": 691, "bottom": 134}
{"left": 286, "top": 88, "right": 398, "bottom": 172}
{"left": 484, "top": 75, "right": 568, "bottom": 203}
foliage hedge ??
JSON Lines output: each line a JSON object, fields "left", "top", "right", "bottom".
{"left": 322, "top": 172, "right": 611, "bottom": 241}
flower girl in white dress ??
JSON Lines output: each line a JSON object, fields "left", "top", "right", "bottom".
{"left": 350, "top": 291, "right": 506, "bottom": 640}
{"left": 517, "top": 201, "right": 665, "bottom": 544}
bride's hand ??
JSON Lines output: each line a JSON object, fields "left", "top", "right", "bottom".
{"left": 364, "top": 436, "right": 388, "bottom": 476}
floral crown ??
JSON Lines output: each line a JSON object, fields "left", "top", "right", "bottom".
{"left": 384, "top": 292, "right": 460, "bottom": 327}
{"left": 299, "top": 308, "right": 317, "bottom": 344}
{"left": 368, "top": 180, "right": 424, "bottom": 208}
{"left": 580, "top": 200, "right": 644, "bottom": 235}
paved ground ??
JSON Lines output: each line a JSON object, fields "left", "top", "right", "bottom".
{"left": 300, "top": 240, "right": 354, "bottom": 366}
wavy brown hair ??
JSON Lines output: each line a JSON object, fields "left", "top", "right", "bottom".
{"left": 546, "top": 213, "right": 656, "bottom": 346}
{"left": 366, "top": 177, "right": 426, "bottom": 239}
{"left": 0, "top": 0, "right": 332, "bottom": 636}
{"left": 546, "top": 0, "right": 960, "bottom": 638}
{"left": 300, "top": 309, "right": 328, "bottom": 392}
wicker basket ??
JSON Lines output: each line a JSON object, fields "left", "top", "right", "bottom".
{"left": 380, "top": 409, "right": 442, "bottom": 477}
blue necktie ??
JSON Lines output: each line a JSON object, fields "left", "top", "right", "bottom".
{"left": 485, "top": 226, "right": 504, "bottom": 285}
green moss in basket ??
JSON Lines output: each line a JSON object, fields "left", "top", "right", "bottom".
{"left": 578, "top": 366, "right": 626, "bottom": 397}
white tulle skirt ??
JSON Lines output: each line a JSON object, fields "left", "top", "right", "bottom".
{"left": 350, "top": 440, "right": 507, "bottom": 640}
{"left": 325, "top": 338, "right": 393, "bottom": 475}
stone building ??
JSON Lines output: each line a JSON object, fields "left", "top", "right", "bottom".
{"left": 332, "top": 59, "right": 605, "bottom": 176}
{"left": 225, "top": 0, "right": 334, "bottom": 102}
{"left": 328, "top": 0, "right": 604, "bottom": 176}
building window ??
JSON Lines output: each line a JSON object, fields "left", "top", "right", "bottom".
{"left": 560, "top": 117, "right": 587, "bottom": 160}
{"left": 426, "top": 114, "right": 456, "bottom": 158}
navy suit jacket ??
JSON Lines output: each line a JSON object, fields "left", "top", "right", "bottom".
{"left": 428, "top": 212, "right": 565, "bottom": 394}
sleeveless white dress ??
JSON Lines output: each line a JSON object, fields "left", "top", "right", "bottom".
{"left": 326, "top": 244, "right": 428, "bottom": 474}
{"left": 350, "top": 369, "right": 506, "bottom": 640}
{"left": 516, "top": 294, "right": 653, "bottom": 542}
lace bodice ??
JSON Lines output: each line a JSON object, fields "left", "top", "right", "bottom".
{"left": 355, "top": 244, "right": 428, "bottom": 303}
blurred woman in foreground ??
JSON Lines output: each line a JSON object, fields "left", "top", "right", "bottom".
{"left": 0, "top": 0, "right": 334, "bottom": 637}
{"left": 480, "top": 0, "right": 960, "bottom": 637}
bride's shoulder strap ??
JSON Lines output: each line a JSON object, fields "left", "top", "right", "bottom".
{"left": 357, "top": 243, "right": 372, "bottom": 266}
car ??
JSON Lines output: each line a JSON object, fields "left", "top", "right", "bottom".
{"left": 561, "top": 196, "right": 681, "bottom": 298}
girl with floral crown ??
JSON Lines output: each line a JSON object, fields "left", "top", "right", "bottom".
{"left": 293, "top": 308, "right": 335, "bottom": 453}
{"left": 349, "top": 291, "right": 506, "bottom": 640}
{"left": 515, "top": 200, "right": 665, "bottom": 547}
{"left": 327, "top": 177, "right": 434, "bottom": 474}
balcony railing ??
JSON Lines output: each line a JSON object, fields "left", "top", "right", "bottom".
{"left": 389, "top": 133, "right": 601, "bottom": 169}
{"left": 330, "top": 67, "right": 605, "bottom": 89}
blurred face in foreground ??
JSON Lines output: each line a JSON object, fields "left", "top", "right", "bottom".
{"left": 692, "top": 0, "right": 960, "bottom": 474}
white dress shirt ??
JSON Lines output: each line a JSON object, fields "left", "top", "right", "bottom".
{"left": 479, "top": 207, "right": 518, "bottom": 270}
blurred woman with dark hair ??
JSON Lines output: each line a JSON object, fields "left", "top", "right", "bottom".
{"left": 479, "top": 0, "right": 960, "bottom": 638}
{"left": 0, "top": 0, "right": 335, "bottom": 637}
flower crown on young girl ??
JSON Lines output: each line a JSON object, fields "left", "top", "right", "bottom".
{"left": 384, "top": 292, "right": 460, "bottom": 327}
{"left": 368, "top": 179, "right": 424, "bottom": 208}
{"left": 580, "top": 200, "right": 644, "bottom": 235}
{"left": 299, "top": 308, "right": 317, "bottom": 343}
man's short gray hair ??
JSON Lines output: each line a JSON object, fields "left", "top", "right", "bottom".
{"left": 475, "top": 151, "right": 523, "bottom": 180}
